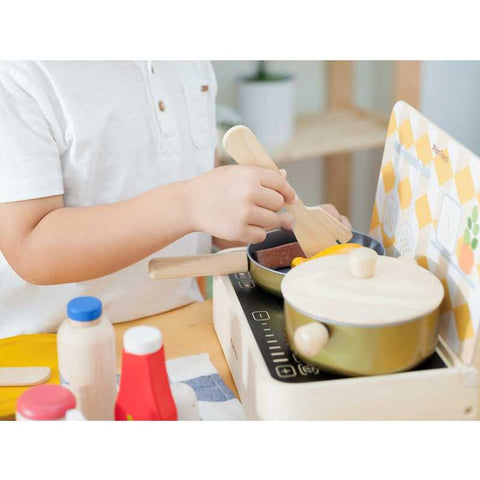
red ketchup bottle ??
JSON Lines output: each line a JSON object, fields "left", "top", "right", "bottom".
{"left": 115, "top": 326, "right": 177, "bottom": 421}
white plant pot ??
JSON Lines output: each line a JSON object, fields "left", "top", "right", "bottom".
{"left": 236, "top": 76, "right": 295, "bottom": 150}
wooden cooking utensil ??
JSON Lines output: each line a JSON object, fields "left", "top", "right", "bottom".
{"left": 223, "top": 125, "right": 353, "bottom": 256}
{"left": 0, "top": 366, "right": 51, "bottom": 387}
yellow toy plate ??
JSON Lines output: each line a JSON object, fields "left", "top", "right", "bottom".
{"left": 0, "top": 334, "right": 58, "bottom": 420}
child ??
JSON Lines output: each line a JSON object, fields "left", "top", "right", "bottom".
{"left": 0, "top": 61, "right": 348, "bottom": 338}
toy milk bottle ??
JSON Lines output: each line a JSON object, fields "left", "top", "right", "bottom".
{"left": 115, "top": 326, "right": 177, "bottom": 420}
{"left": 16, "top": 384, "right": 80, "bottom": 421}
{"left": 57, "top": 296, "right": 117, "bottom": 420}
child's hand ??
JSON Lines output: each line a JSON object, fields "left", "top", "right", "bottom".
{"left": 188, "top": 165, "right": 297, "bottom": 244}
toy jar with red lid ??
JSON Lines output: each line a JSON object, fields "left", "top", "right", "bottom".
{"left": 16, "top": 384, "right": 84, "bottom": 421}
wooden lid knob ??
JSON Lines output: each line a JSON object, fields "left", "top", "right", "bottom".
{"left": 348, "top": 247, "right": 378, "bottom": 279}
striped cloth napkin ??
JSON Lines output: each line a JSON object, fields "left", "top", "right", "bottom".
{"left": 167, "top": 353, "right": 245, "bottom": 421}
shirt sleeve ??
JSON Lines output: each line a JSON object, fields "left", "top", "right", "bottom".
{"left": 0, "top": 71, "right": 64, "bottom": 203}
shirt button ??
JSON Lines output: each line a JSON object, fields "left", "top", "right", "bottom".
{"left": 158, "top": 100, "right": 166, "bottom": 112}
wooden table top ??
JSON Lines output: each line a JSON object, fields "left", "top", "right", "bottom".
{"left": 113, "top": 299, "right": 238, "bottom": 398}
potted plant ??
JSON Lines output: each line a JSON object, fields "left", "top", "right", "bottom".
{"left": 236, "top": 61, "right": 295, "bottom": 150}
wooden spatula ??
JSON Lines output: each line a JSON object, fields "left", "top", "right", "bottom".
{"left": 223, "top": 125, "right": 353, "bottom": 256}
{"left": 0, "top": 367, "right": 51, "bottom": 387}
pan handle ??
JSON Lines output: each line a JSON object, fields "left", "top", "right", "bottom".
{"left": 148, "top": 248, "right": 248, "bottom": 280}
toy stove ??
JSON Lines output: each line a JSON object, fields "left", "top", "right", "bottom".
{"left": 213, "top": 271, "right": 480, "bottom": 420}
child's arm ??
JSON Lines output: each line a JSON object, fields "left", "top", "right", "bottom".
{"left": 0, "top": 165, "right": 296, "bottom": 285}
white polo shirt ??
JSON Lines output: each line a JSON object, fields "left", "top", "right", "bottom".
{"left": 0, "top": 61, "right": 217, "bottom": 338}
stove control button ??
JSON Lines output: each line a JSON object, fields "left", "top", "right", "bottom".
{"left": 239, "top": 280, "right": 255, "bottom": 289}
{"left": 298, "top": 363, "right": 320, "bottom": 376}
{"left": 252, "top": 311, "right": 270, "bottom": 321}
{"left": 275, "top": 365, "right": 297, "bottom": 378}
{"left": 234, "top": 272, "right": 251, "bottom": 280}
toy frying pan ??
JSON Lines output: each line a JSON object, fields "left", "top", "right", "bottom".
{"left": 149, "top": 229, "right": 384, "bottom": 297}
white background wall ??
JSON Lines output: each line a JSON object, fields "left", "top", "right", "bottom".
{"left": 212, "top": 61, "right": 480, "bottom": 233}
{"left": 420, "top": 61, "right": 480, "bottom": 155}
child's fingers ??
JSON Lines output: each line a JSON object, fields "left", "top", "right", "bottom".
{"left": 249, "top": 207, "right": 295, "bottom": 232}
{"left": 318, "top": 204, "right": 352, "bottom": 229}
{"left": 259, "top": 169, "right": 297, "bottom": 204}
{"left": 243, "top": 225, "right": 267, "bottom": 244}
{"left": 277, "top": 211, "right": 295, "bottom": 231}
{"left": 320, "top": 203, "right": 341, "bottom": 219}
{"left": 253, "top": 187, "right": 285, "bottom": 212}
{"left": 249, "top": 207, "right": 283, "bottom": 231}
{"left": 279, "top": 169, "right": 288, "bottom": 178}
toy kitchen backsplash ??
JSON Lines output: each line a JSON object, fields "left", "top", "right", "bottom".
{"left": 370, "top": 101, "right": 480, "bottom": 366}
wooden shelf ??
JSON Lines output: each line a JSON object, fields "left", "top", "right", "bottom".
{"left": 273, "top": 108, "right": 387, "bottom": 163}
{"left": 219, "top": 108, "right": 388, "bottom": 165}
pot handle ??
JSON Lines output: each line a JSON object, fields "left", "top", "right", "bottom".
{"left": 148, "top": 248, "right": 248, "bottom": 279}
{"left": 294, "top": 323, "right": 329, "bottom": 357}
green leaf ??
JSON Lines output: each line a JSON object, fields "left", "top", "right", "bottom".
{"left": 474, "top": 224, "right": 479, "bottom": 235}
{"left": 468, "top": 217, "right": 473, "bottom": 230}
{"left": 473, "top": 206, "right": 478, "bottom": 222}
{"left": 472, "top": 238, "right": 478, "bottom": 250}
{"left": 465, "top": 230, "right": 471, "bottom": 245}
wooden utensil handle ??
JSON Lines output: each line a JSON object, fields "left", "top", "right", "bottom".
{"left": 0, "top": 367, "right": 51, "bottom": 387}
{"left": 149, "top": 249, "right": 248, "bottom": 280}
{"left": 223, "top": 125, "right": 281, "bottom": 172}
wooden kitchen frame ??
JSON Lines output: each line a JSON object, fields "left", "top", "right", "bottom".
{"left": 276, "top": 61, "right": 421, "bottom": 216}
{"left": 221, "top": 61, "right": 421, "bottom": 218}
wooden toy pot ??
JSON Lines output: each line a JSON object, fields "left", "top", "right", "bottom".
{"left": 281, "top": 248, "right": 445, "bottom": 376}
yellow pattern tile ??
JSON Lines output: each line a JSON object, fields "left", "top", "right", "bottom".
{"left": 415, "top": 194, "right": 432, "bottom": 229}
{"left": 439, "top": 278, "right": 452, "bottom": 314}
{"left": 398, "top": 119, "right": 414, "bottom": 148}
{"left": 381, "top": 161, "right": 395, "bottom": 193}
{"left": 398, "top": 177, "right": 412, "bottom": 209}
{"left": 416, "top": 255, "right": 429, "bottom": 270}
{"left": 455, "top": 167, "right": 475, "bottom": 204}
{"left": 415, "top": 134, "right": 433, "bottom": 165}
{"left": 370, "top": 202, "right": 379, "bottom": 231}
{"left": 433, "top": 151, "right": 453, "bottom": 185}
{"left": 387, "top": 111, "right": 397, "bottom": 137}
{"left": 454, "top": 303, "right": 474, "bottom": 340}
{"left": 381, "top": 227, "right": 395, "bottom": 249}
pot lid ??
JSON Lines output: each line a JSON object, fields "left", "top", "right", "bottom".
{"left": 281, "top": 248, "right": 444, "bottom": 326}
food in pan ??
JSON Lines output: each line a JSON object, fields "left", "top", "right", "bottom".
{"left": 253, "top": 242, "right": 305, "bottom": 269}
{"left": 291, "top": 243, "right": 363, "bottom": 268}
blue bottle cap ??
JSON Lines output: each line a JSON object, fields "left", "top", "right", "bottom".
{"left": 67, "top": 296, "right": 102, "bottom": 322}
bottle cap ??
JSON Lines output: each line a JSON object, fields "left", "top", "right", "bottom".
{"left": 67, "top": 296, "right": 102, "bottom": 322}
{"left": 16, "top": 385, "right": 76, "bottom": 420}
{"left": 123, "top": 326, "right": 163, "bottom": 355}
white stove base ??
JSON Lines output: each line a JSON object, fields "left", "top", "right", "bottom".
{"left": 213, "top": 275, "right": 480, "bottom": 420}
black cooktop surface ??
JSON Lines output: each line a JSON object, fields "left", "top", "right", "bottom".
{"left": 229, "top": 272, "right": 447, "bottom": 383}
